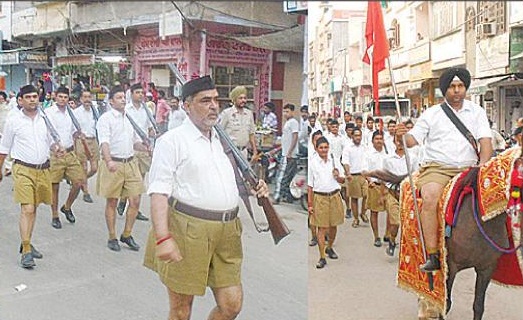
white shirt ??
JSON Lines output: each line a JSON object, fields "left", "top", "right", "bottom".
{"left": 341, "top": 143, "right": 367, "bottom": 174}
{"left": 126, "top": 103, "right": 151, "bottom": 134}
{"left": 325, "top": 132, "right": 346, "bottom": 161}
{"left": 409, "top": 100, "right": 492, "bottom": 167}
{"left": 96, "top": 108, "right": 140, "bottom": 158}
{"left": 281, "top": 117, "right": 300, "bottom": 158}
{"left": 383, "top": 131, "right": 395, "bottom": 154}
{"left": 365, "top": 147, "right": 388, "bottom": 182}
{"left": 0, "top": 109, "right": 52, "bottom": 164}
{"left": 147, "top": 118, "right": 239, "bottom": 211}
{"left": 307, "top": 153, "right": 344, "bottom": 193}
{"left": 73, "top": 105, "right": 97, "bottom": 138}
{"left": 382, "top": 152, "right": 419, "bottom": 189}
{"left": 362, "top": 127, "right": 374, "bottom": 147}
{"left": 46, "top": 105, "right": 75, "bottom": 149}
{"left": 168, "top": 108, "right": 187, "bottom": 130}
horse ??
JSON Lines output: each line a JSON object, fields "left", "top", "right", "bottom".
{"left": 368, "top": 167, "right": 512, "bottom": 320}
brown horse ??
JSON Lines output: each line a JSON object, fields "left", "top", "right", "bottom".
{"left": 368, "top": 168, "right": 510, "bottom": 320}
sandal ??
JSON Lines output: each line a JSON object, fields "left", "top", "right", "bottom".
{"left": 352, "top": 220, "right": 359, "bottom": 228}
{"left": 360, "top": 213, "right": 369, "bottom": 223}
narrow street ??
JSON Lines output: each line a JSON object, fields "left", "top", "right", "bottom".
{"left": 308, "top": 211, "right": 523, "bottom": 319}
{"left": 0, "top": 177, "right": 307, "bottom": 320}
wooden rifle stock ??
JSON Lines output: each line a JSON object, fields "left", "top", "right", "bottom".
{"left": 66, "top": 106, "right": 92, "bottom": 160}
{"left": 215, "top": 124, "right": 290, "bottom": 245}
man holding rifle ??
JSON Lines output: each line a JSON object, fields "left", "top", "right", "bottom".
{"left": 144, "top": 76, "right": 271, "bottom": 320}
{"left": 0, "top": 85, "right": 61, "bottom": 268}
{"left": 96, "top": 85, "right": 149, "bottom": 252}
{"left": 73, "top": 90, "right": 99, "bottom": 204}
{"left": 46, "top": 86, "right": 86, "bottom": 229}
{"left": 115, "top": 83, "right": 154, "bottom": 222}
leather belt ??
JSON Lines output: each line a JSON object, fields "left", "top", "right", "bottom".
{"left": 84, "top": 137, "right": 96, "bottom": 140}
{"left": 314, "top": 190, "right": 340, "bottom": 197}
{"left": 111, "top": 156, "right": 134, "bottom": 163}
{"left": 65, "top": 146, "right": 74, "bottom": 153}
{"left": 351, "top": 172, "right": 362, "bottom": 176}
{"left": 14, "top": 159, "right": 50, "bottom": 170}
{"left": 171, "top": 199, "right": 239, "bottom": 222}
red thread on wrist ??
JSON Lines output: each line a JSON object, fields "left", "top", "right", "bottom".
{"left": 156, "top": 234, "right": 172, "bottom": 245}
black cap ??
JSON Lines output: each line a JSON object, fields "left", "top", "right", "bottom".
{"left": 439, "top": 67, "right": 471, "bottom": 95}
{"left": 264, "top": 101, "right": 275, "bottom": 110}
{"left": 19, "top": 85, "right": 37, "bottom": 97}
{"left": 181, "top": 76, "right": 216, "bottom": 102}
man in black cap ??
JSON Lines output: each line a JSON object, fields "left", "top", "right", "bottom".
{"left": 143, "top": 76, "right": 270, "bottom": 320}
{"left": 396, "top": 67, "right": 492, "bottom": 271}
{"left": 0, "top": 85, "right": 60, "bottom": 268}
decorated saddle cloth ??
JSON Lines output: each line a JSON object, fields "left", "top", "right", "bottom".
{"left": 397, "top": 147, "right": 523, "bottom": 315}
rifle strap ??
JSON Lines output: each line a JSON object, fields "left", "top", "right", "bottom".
{"left": 440, "top": 102, "right": 480, "bottom": 162}
{"left": 218, "top": 134, "right": 269, "bottom": 233}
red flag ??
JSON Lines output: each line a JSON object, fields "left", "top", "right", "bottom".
{"left": 362, "top": 1, "right": 390, "bottom": 116}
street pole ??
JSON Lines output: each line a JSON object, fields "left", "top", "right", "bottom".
{"left": 341, "top": 48, "right": 347, "bottom": 114}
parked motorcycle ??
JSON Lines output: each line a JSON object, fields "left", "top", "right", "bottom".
{"left": 289, "top": 153, "right": 308, "bottom": 211}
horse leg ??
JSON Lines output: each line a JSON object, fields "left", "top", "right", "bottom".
{"left": 446, "top": 260, "right": 459, "bottom": 315}
{"left": 472, "top": 266, "right": 495, "bottom": 320}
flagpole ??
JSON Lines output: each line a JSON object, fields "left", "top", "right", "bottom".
{"left": 386, "top": 56, "right": 434, "bottom": 291}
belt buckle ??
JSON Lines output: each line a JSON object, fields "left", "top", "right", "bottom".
{"left": 221, "top": 210, "right": 232, "bottom": 222}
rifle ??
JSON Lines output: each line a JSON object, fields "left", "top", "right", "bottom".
{"left": 142, "top": 102, "right": 160, "bottom": 136}
{"left": 215, "top": 124, "right": 290, "bottom": 245}
{"left": 125, "top": 113, "right": 153, "bottom": 152}
{"left": 39, "top": 106, "right": 63, "bottom": 149}
{"left": 66, "top": 105, "right": 93, "bottom": 160}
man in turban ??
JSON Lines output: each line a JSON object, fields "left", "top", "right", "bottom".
{"left": 395, "top": 67, "right": 492, "bottom": 271}
{"left": 219, "top": 86, "right": 258, "bottom": 157}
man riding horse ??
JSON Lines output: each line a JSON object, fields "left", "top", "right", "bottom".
{"left": 395, "top": 67, "right": 493, "bottom": 272}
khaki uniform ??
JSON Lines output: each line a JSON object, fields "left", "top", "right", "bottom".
{"left": 49, "top": 150, "right": 86, "bottom": 184}
{"left": 74, "top": 137, "right": 100, "bottom": 163}
{"left": 219, "top": 106, "right": 255, "bottom": 149}
{"left": 310, "top": 192, "right": 344, "bottom": 228}
{"left": 13, "top": 163, "right": 52, "bottom": 205}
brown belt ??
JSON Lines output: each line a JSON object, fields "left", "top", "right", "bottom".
{"left": 111, "top": 156, "right": 134, "bottom": 163}
{"left": 84, "top": 137, "right": 96, "bottom": 140}
{"left": 14, "top": 159, "right": 50, "bottom": 170}
{"left": 171, "top": 199, "right": 239, "bottom": 222}
{"left": 65, "top": 146, "right": 74, "bottom": 153}
{"left": 351, "top": 172, "right": 362, "bottom": 176}
{"left": 314, "top": 190, "right": 340, "bottom": 197}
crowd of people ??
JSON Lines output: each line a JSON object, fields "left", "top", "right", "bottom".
{"left": 305, "top": 67, "right": 514, "bottom": 273}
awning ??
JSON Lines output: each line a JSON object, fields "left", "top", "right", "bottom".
{"left": 231, "top": 24, "right": 304, "bottom": 53}
{"left": 468, "top": 75, "right": 510, "bottom": 95}
{"left": 23, "top": 62, "right": 51, "bottom": 70}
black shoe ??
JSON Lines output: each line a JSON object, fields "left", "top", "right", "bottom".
{"left": 136, "top": 211, "right": 149, "bottom": 221}
{"left": 345, "top": 208, "right": 352, "bottom": 219}
{"left": 117, "top": 201, "right": 126, "bottom": 216}
{"left": 120, "top": 235, "right": 140, "bottom": 251}
{"left": 107, "top": 239, "right": 121, "bottom": 252}
{"left": 383, "top": 236, "right": 390, "bottom": 243}
{"left": 20, "top": 253, "right": 35, "bottom": 269}
{"left": 309, "top": 237, "right": 318, "bottom": 247}
{"left": 374, "top": 238, "right": 382, "bottom": 247}
{"left": 386, "top": 242, "right": 396, "bottom": 256}
{"left": 19, "top": 244, "right": 43, "bottom": 259}
{"left": 273, "top": 197, "right": 280, "bottom": 205}
{"left": 83, "top": 194, "right": 93, "bottom": 203}
{"left": 60, "top": 206, "right": 76, "bottom": 223}
{"left": 51, "top": 217, "right": 62, "bottom": 229}
{"left": 325, "top": 247, "right": 339, "bottom": 259}
{"left": 282, "top": 196, "right": 294, "bottom": 204}
{"left": 316, "top": 258, "right": 327, "bottom": 269}
{"left": 420, "top": 253, "right": 441, "bottom": 272}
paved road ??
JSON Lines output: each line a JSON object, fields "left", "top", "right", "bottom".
{"left": 308, "top": 208, "right": 523, "bottom": 320}
{"left": 0, "top": 176, "right": 307, "bottom": 320}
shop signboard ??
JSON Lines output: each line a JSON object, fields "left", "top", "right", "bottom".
{"left": 0, "top": 52, "right": 19, "bottom": 65}
{"left": 54, "top": 54, "right": 94, "bottom": 66}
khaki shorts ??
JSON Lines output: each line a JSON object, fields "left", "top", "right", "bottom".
{"left": 134, "top": 150, "right": 152, "bottom": 177}
{"left": 75, "top": 138, "right": 100, "bottom": 163}
{"left": 96, "top": 159, "right": 144, "bottom": 199}
{"left": 12, "top": 163, "right": 52, "bottom": 205}
{"left": 348, "top": 174, "right": 368, "bottom": 199}
{"left": 385, "top": 190, "right": 400, "bottom": 225}
{"left": 50, "top": 151, "right": 86, "bottom": 184}
{"left": 367, "top": 184, "right": 386, "bottom": 212}
{"left": 143, "top": 208, "right": 243, "bottom": 296}
{"left": 416, "top": 162, "right": 465, "bottom": 189}
{"left": 310, "top": 191, "right": 344, "bottom": 228}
